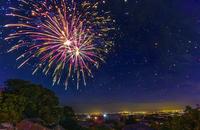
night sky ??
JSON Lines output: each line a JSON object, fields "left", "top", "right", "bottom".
{"left": 0, "top": 0, "right": 200, "bottom": 113}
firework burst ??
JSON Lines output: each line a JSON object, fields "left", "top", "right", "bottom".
{"left": 4, "top": 0, "right": 115, "bottom": 89}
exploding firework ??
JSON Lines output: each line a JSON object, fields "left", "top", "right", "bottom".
{"left": 4, "top": 0, "right": 115, "bottom": 89}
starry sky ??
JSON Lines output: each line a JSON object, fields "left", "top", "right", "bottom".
{"left": 0, "top": 0, "right": 200, "bottom": 113}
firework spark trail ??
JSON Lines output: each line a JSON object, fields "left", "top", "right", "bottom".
{"left": 4, "top": 0, "right": 115, "bottom": 89}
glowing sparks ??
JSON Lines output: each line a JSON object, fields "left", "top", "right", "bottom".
{"left": 5, "top": 0, "right": 115, "bottom": 89}
{"left": 64, "top": 40, "right": 72, "bottom": 46}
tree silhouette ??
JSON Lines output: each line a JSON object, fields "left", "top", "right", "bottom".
{"left": 153, "top": 105, "right": 200, "bottom": 130}
{"left": 0, "top": 79, "right": 75, "bottom": 128}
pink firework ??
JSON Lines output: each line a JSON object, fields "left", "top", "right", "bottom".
{"left": 5, "top": 0, "right": 115, "bottom": 89}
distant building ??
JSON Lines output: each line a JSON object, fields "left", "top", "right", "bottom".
{"left": 107, "top": 114, "right": 121, "bottom": 122}
{"left": 92, "top": 115, "right": 104, "bottom": 124}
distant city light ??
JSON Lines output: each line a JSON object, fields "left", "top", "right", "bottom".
{"left": 87, "top": 115, "right": 91, "bottom": 119}
{"left": 103, "top": 114, "right": 107, "bottom": 118}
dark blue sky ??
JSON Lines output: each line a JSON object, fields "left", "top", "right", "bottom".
{"left": 1, "top": 0, "right": 200, "bottom": 113}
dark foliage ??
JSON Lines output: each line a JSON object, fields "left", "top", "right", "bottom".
{"left": 152, "top": 105, "right": 200, "bottom": 130}
{"left": 0, "top": 79, "right": 83, "bottom": 129}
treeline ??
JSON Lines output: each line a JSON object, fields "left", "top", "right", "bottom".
{"left": 0, "top": 79, "right": 87, "bottom": 130}
{"left": 152, "top": 105, "right": 200, "bottom": 130}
